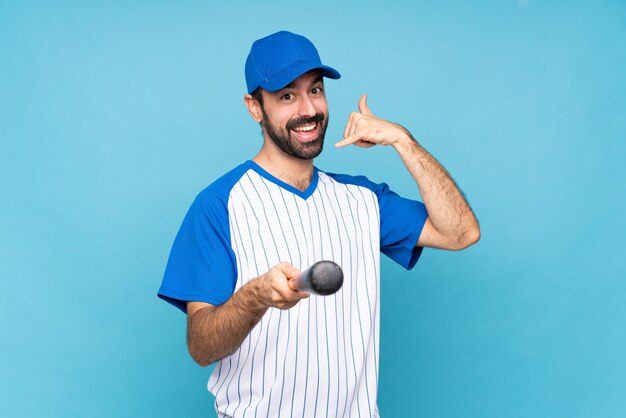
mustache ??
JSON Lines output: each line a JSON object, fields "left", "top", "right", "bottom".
{"left": 286, "top": 113, "right": 325, "bottom": 130}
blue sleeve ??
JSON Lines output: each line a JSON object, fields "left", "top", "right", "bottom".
{"left": 158, "top": 188, "right": 238, "bottom": 313}
{"left": 374, "top": 182, "right": 428, "bottom": 270}
{"left": 324, "top": 172, "right": 429, "bottom": 270}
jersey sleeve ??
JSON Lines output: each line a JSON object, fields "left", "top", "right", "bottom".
{"left": 158, "top": 189, "right": 238, "bottom": 313}
{"left": 374, "top": 182, "right": 429, "bottom": 270}
{"left": 324, "top": 172, "right": 429, "bottom": 270}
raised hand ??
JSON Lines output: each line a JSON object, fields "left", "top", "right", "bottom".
{"left": 335, "top": 94, "right": 411, "bottom": 149}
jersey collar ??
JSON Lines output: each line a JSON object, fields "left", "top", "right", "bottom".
{"left": 245, "top": 160, "right": 319, "bottom": 200}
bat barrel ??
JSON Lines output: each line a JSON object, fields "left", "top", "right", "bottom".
{"left": 293, "top": 260, "right": 344, "bottom": 296}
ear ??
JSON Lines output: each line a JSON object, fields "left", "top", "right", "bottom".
{"left": 244, "top": 94, "right": 263, "bottom": 123}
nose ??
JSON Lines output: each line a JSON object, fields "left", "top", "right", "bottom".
{"left": 297, "top": 94, "right": 317, "bottom": 117}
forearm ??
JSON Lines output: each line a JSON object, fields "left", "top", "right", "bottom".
{"left": 187, "top": 279, "right": 268, "bottom": 366}
{"left": 336, "top": 94, "right": 479, "bottom": 249}
{"left": 393, "top": 131, "right": 480, "bottom": 249}
{"left": 186, "top": 262, "right": 308, "bottom": 366}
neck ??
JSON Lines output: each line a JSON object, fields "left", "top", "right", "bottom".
{"left": 253, "top": 147, "right": 315, "bottom": 192}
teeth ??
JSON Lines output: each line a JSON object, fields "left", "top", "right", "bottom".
{"left": 293, "top": 123, "right": 316, "bottom": 132}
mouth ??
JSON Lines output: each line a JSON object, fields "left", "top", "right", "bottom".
{"left": 291, "top": 122, "right": 320, "bottom": 141}
{"left": 288, "top": 113, "right": 325, "bottom": 142}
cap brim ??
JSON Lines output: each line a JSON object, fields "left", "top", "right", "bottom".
{"left": 261, "top": 60, "right": 341, "bottom": 92}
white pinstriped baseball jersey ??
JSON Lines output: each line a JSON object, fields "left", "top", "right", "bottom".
{"left": 159, "top": 160, "right": 428, "bottom": 418}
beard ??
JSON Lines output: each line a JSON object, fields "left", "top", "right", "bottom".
{"left": 261, "top": 108, "right": 329, "bottom": 160}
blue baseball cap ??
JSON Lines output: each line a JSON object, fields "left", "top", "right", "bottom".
{"left": 245, "top": 31, "right": 341, "bottom": 94}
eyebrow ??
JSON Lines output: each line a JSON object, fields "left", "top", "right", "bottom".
{"left": 282, "top": 75, "right": 325, "bottom": 90}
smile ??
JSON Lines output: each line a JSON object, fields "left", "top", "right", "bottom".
{"left": 292, "top": 123, "right": 317, "bottom": 133}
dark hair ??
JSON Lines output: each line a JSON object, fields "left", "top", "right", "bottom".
{"left": 251, "top": 88, "right": 264, "bottom": 107}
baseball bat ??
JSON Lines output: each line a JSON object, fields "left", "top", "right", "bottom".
{"left": 292, "top": 260, "right": 344, "bottom": 296}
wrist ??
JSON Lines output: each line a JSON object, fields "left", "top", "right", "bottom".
{"left": 244, "top": 276, "right": 272, "bottom": 311}
{"left": 391, "top": 127, "right": 417, "bottom": 153}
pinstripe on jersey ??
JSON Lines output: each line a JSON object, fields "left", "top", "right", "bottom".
{"left": 159, "top": 160, "right": 428, "bottom": 418}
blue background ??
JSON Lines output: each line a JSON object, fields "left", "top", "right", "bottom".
{"left": 1, "top": 1, "right": 625, "bottom": 417}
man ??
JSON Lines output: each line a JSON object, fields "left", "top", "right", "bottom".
{"left": 158, "top": 31, "right": 479, "bottom": 418}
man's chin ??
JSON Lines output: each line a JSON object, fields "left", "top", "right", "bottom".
{"left": 266, "top": 123, "right": 326, "bottom": 159}
{"left": 294, "top": 138, "right": 324, "bottom": 159}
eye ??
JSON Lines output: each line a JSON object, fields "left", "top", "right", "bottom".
{"left": 280, "top": 93, "right": 294, "bottom": 101}
{"left": 311, "top": 86, "right": 324, "bottom": 95}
